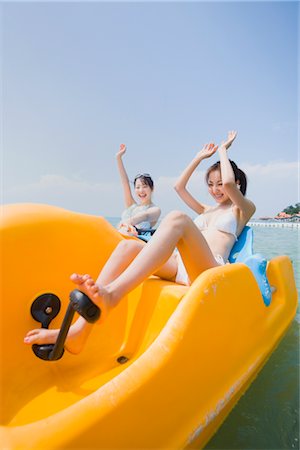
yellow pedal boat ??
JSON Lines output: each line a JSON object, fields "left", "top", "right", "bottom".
{"left": 0, "top": 203, "right": 297, "bottom": 449}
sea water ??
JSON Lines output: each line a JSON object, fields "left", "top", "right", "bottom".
{"left": 107, "top": 219, "right": 299, "bottom": 450}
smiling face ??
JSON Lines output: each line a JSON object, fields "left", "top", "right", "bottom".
{"left": 207, "top": 169, "right": 230, "bottom": 204}
{"left": 134, "top": 178, "right": 153, "bottom": 205}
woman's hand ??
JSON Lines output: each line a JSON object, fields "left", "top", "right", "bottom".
{"left": 174, "top": 142, "right": 215, "bottom": 214}
{"left": 197, "top": 143, "right": 218, "bottom": 160}
{"left": 220, "top": 131, "right": 237, "bottom": 150}
{"left": 116, "top": 143, "right": 127, "bottom": 158}
{"left": 118, "top": 223, "right": 138, "bottom": 237}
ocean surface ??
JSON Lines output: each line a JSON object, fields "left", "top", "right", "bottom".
{"left": 107, "top": 218, "right": 299, "bottom": 450}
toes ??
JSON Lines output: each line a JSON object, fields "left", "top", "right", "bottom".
{"left": 82, "top": 274, "right": 91, "bottom": 281}
{"left": 25, "top": 329, "right": 39, "bottom": 337}
{"left": 85, "top": 278, "right": 95, "bottom": 287}
{"left": 90, "top": 285, "right": 99, "bottom": 294}
{"left": 86, "top": 279, "right": 100, "bottom": 294}
{"left": 70, "top": 273, "right": 92, "bottom": 285}
{"left": 24, "top": 329, "right": 41, "bottom": 344}
{"left": 24, "top": 334, "right": 36, "bottom": 344}
{"left": 70, "top": 273, "right": 84, "bottom": 284}
{"left": 85, "top": 279, "right": 100, "bottom": 295}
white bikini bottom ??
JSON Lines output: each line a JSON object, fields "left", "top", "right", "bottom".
{"left": 175, "top": 252, "right": 225, "bottom": 286}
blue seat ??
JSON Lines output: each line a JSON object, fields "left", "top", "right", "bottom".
{"left": 229, "top": 226, "right": 272, "bottom": 306}
{"left": 137, "top": 228, "right": 156, "bottom": 243}
{"left": 228, "top": 226, "right": 253, "bottom": 263}
{"left": 137, "top": 233, "right": 152, "bottom": 242}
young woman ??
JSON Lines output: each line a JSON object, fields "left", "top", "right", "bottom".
{"left": 116, "top": 144, "right": 161, "bottom": 236}
{"left": 24, "top": 131, "right": 255, "bottom": 354}
{"left": 172, "top": 130, "right": 255, "bottom": 285}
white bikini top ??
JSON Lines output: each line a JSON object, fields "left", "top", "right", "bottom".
{"left": 194, "top": 206, "right": 238, "bottom": 240}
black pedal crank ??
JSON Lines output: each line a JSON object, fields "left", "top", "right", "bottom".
{"left": 30, "top": 290, "right": 101, "bottom": 361}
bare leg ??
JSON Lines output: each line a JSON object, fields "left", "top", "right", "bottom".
{"left": 106, "top": 211, "right": 217, "bottom": 300}
{"left": 70, "top": 211, "right": 217, "bottom": 310}
{"left": 68, "top": 236, "right": 179, "bottom": 313}
{"left": 96, "top": 239, "right": 146, "bottom": 285}
{"left": 25, "top": 211, "right": 215, "bottom": 353}
{"left": 24, "top": 238, "right": 177, "bottom": 353}
{"left": 24, "top": 314, "right": 94, "bottom": 355}
{"left": 96, "top": 238, "right": 178, "bottom": 286}
{"left": 24, "top": 239, "right": 147, "bottom": 353}
{"left": 24, "top": 272, "right": 100, "bottom": 354}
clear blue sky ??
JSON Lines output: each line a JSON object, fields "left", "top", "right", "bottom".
{"left": 2, "top": 1, "right": 298, "bottom": 218}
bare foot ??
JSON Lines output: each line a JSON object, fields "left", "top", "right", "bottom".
{"left": 24, "top": 274, "right": 117, "bottom": 355}
{"left": 24, "top": 317, "right": 93, "bottom": 355}
{"left": 24, "top": 328, "right": 59, "bottom": 346}
{"left": 70, "top": 273, "right": 115, "bottom": 320}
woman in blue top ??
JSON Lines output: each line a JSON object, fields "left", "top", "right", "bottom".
{"left": 116, "top": 144, "right": 161, "bottom": 236}
{"left": 24, "top": 131, "right": 255, "bottom": 354}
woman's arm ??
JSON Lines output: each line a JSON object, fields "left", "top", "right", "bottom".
{"left": 174, "top": 143, "right": 218, "bottom": 214}
{"left": 219, "top": 131, "right": 256, "bottom": 220}
{"left": 116, "top": 144, "right": 135, "bottom": 208}
{"left": 126, "top": 206, "right": 161, "bottom": 227}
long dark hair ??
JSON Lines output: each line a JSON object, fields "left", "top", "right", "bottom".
{"left": 205, "top": 160, "right": 247, "bottom": 195}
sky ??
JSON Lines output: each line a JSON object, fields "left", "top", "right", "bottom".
{"left": 1, "top": 1, "right": 298, "bottom": 219}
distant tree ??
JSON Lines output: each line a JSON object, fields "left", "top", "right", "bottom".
{"left": 283, "top": 203, "right": 300, "bottom": 215}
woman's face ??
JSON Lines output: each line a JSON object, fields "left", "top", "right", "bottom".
{"left": 134, "top": 178, "right": 153, "bottom": 205}
{"left": 207, "top": 170, "right": 230, "bottom": 204}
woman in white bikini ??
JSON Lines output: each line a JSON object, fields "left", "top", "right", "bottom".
{"left": 173, "top": 131, "right": 254, "bottom": 285}
{"left": 24, "top": 131, "right": 255, "bottom": 354}
{"left": 116, "top": 144, "right": 161, "bottom": 236}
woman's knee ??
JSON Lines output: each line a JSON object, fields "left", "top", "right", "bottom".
{"left": 164, "top": 210, "right": 191, "bottom": 227}
{"left": 116, "top": 239, "right": 144, "bottom": 254}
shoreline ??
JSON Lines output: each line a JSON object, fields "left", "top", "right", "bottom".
{"left": 250, "top": 221, "right": 299, "bottom": 229}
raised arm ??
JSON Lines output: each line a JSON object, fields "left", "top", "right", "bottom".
{"left": 116, "top": 144, "right": 135, "bottom": 208}
{"left": 174, "top": 143, "right": 218, "bottom": 214}
{"left": 219, "top": 131, "right": 256, "bottom": 221}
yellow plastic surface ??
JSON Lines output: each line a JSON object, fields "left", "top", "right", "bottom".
{"left": 0, "top": 204, "right": 298, "bottom": 449}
